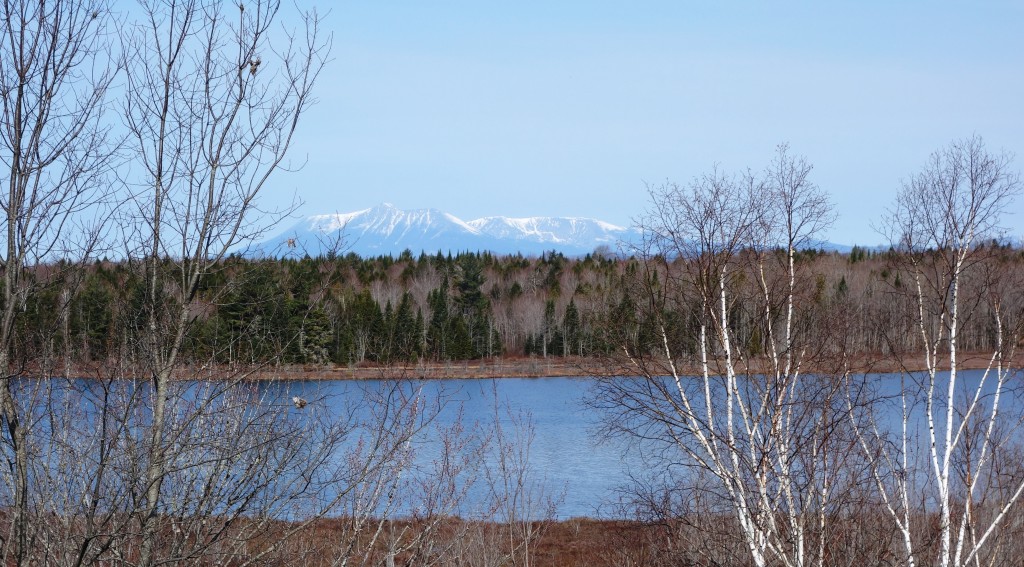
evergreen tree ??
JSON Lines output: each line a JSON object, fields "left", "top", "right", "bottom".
{"left": 346, "top": 289, "right": 383, "bottom": 363}
{"left": 72, "top": 272, "right": 114, "bottom": 360}
{"left": 380, "top": 300, "right": 395, "bottom": 361}
{"left": 300, "top": 307, "right": 332, "bottom": 364}
{"left": 542, "top": 299, "right": 556, "bottom": 358}
{"left": 415, "top": 308, "right": 426, "bottom": 357}
{"left": 393, "top": 293, "right": 418, "bottom": 361}
{"left": 563, "top": 299, "right": 581, "bottom": 356}
{"left": 427, "top": 279, "right": 451, "bottom": 359}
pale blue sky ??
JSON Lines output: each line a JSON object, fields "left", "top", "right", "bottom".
{"left": 278, "top": 1, "right": 1024, "bottom": 245}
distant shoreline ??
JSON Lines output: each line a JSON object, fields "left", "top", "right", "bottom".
{"left": 239, "top": 352, "right": 1023, "bottom": 382}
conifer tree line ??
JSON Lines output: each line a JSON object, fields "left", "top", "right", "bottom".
{"left": 24, "top": 241, "right": 1019, "bottom": 370}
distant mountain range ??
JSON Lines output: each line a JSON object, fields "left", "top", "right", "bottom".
{"left": 258, "top": 203, "right": 635, "bottom": 257}
{"left": 257, "top": 203, "right": 853, "bottom": 257}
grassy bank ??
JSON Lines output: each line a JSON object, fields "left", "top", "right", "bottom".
{"left": 240, "top": 351, "right": 1024, "bottom": 381}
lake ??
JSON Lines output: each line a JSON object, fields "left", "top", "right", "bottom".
{"left": 280, "top": 376, "right": 628, "bottom": 519}
{"left": 276, "top": 368, "right": 1019, "bottom": 520}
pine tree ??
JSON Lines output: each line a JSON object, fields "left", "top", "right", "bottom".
{"left": 348, "top": 289, "right": 383, "bottom": 362}
{"left": 542, "top": 299, "right": 556, "bottom": 358}
{"left": 300, "top": 307, "right": 332, "bottom": 364}
{"left": 393, "top": 293, "right": 418, "bottom": 361}
{"left": 427, "top": 279, "right": 451, "bottom": 359}
{"left": 563, "top": 299, "right": 581, "bottom": 356}
{"left": 381, "top": 300, "right": 395, "bottom": 362}
{"left": 415, "top": 308, "right": 426, "bottom": 358}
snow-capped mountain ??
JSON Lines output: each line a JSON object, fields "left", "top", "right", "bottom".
{"left": 466, "top": 216, "right": 627, "bottom": 246}
{"left": 259, "top": 203, "right": 635, "bottom": 257}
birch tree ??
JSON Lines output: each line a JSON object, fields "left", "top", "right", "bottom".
{"left": 599, "top": 146, "right": 850, "bottom": 567}
{"left": 849, "top": 135, "right": 1023, "bottom": 567}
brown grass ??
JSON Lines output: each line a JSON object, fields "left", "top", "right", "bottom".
{"left": 239, "top": 350, "right": 1023, "bottom": 382}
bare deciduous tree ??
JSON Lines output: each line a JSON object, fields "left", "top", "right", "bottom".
{"left": 115, "top": 0, "right": 330, "bottom": 563}
{"left": 849, "top": 135, "right": 1024, "bottom": 567}
{"left": 0, "top": 0, "right": 117, "bottom": 562}
{"left": 598, "top": 145, "right": 854, "bottom": 567}
{"left": 0, "top": 1, "right": 560, "bottom": 565}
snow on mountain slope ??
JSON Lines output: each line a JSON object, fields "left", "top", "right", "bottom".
{"left": 466, "top": 216, "right": 628, "bottom": 245}
{"left": 257, "top": 203, "right": 853, "bottom": 258}
{"left": 312, "top": 203, "right": 480, "bottom": 242}
{"left": 260, "top": 203, "right": 633, "bottom": 257}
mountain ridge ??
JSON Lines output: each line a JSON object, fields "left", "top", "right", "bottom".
{"left": 258, "top": 203, "right": 634, "bottom": 257}
{"left": 258, "top": 203, "right": 852, "bottom": 257}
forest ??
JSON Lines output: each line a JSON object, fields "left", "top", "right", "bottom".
{"left": 2, "top": 0, "right": 1024, "bottom": 565}
{"left": 28, "top": 243, "right": 1017, "bottom": 373}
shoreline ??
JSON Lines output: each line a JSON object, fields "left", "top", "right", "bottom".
{"left": 239, "top": 351, "right": 1023, "bottom": 382}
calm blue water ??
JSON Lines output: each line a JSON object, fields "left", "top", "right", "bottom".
{"left": 39, "top": 370, "right": 1009, "bottom": 521}
{"left": 282, "top": 376, "right": 629, "bottom": 519}
{"left": 428, "top": 377, "right": 635, "bottom": 518}
{"left": 279, "top": 368, "right": 1020, "bottom": 520}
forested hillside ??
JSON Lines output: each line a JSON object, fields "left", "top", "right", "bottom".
{"left": 31, "top": 243, "right": 1021, "bottom": 373}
